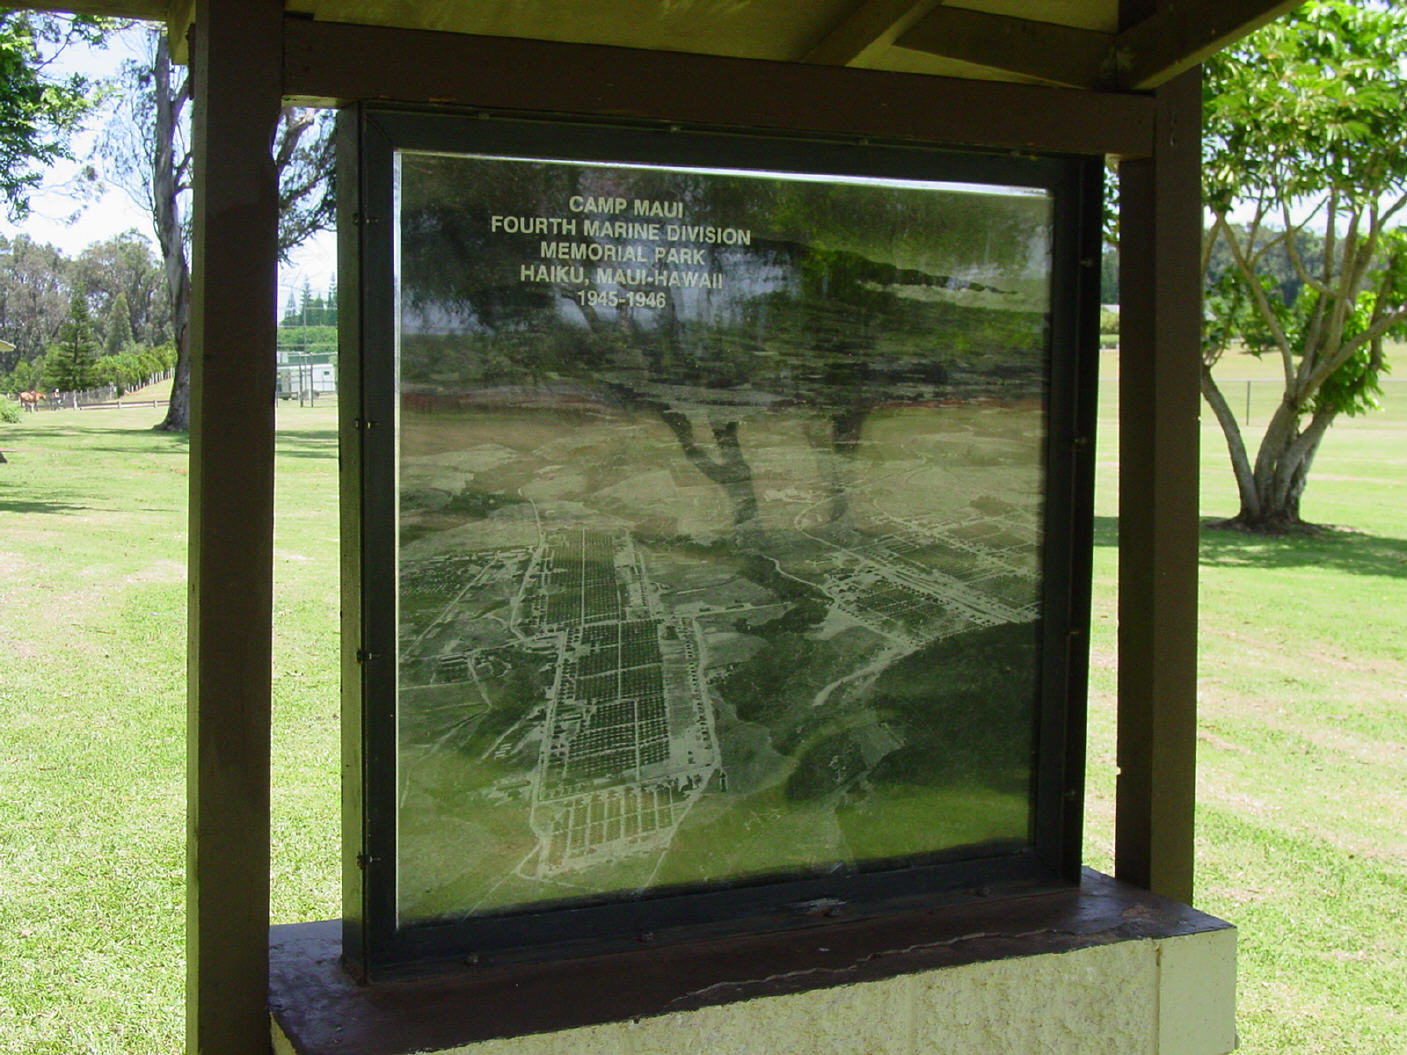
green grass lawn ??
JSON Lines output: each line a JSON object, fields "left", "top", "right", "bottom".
{"left": 0, "top": 405, "right": 340, "bottom": 1054}
{"left": 1086, "top": 363, "right": 1407, "bottom": 1053}
{"left": 1, "top": 372, "right": 1404, "bottom": 1052}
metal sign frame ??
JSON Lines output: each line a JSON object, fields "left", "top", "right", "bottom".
{"left": 340, "top": 105, "right": 1101, "bottom": 977}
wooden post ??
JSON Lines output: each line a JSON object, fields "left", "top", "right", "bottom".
{"left": 186, "top": 0, "right": 283, "bottom": 1051}
{"left": 1115, "top": 8, "right": 1203, "bottom": 901}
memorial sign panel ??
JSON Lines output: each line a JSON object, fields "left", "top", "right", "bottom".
{"left": 345, "top": 112, "right": 1098, "bottom": 971}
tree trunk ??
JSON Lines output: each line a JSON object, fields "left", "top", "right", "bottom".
{"left": 159, "top": 321, "right": 190, "bottom": 432}
{"left": 1200, "top": 364, "right": 1260, "bottom": 521}
{"left": 151, "top": 33, "right": 192, "bottom": 433}
{"left": 1202, "top": 354, "right": 1346, "bottom": 534}
{"left": 806, "top": 407, "right": 870, "bottom": 529}
{"left": 1223, "top": 403, "right": 1336, "bottom": 533}
{"left": 658, "top": 409, "right": 762, "bottom": 546}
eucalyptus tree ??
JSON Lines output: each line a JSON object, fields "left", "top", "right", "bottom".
{"left": 105, "top": 28, "right": 335, "bottom": 432}
{"left": 1202, "top": 0, "right": 1407, "bottom": 532}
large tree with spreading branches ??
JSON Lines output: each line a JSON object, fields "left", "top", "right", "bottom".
{"left": 1202, "top": 0, "right": 1407, "bottom": 533}
{"left": 106, "top": 28, "right": 334, "bottom": 432}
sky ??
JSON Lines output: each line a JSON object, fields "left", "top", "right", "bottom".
{"left": 0, "top": 21, "right": 337, "bottom": 311}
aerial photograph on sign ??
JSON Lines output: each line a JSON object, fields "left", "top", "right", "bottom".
{"left": 392, "top": 151, "right": 1056, "bottom": 922}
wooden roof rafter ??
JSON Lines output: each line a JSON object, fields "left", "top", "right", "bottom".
{"left": 867, "top": 0, "right": 1301, "bottom": 89}
{"left": 800, "top": 0, "right": 942, "bottom": 66}
{"left": 19, "top": 0, "right": 1302, "bottom": 95}
{"left": 16, "top": 0, "right": 196, "bottom": 60}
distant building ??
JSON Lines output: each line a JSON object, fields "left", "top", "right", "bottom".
{"left": 276, "top": 351, "right": 337, "bottom": 399}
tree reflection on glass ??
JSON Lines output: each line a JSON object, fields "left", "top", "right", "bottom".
{"left": 393, "top": 153, "right": 1054, "bottom": 923}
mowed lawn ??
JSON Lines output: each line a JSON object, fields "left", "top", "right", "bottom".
{"left": 1086, "top": 360, "right": 1407, "bottom": 1053}
{"left": 1, "top": 364, "right": 1404, "bottom": 1053}
{"left": 0, "top": 405, "right": 341, "bottom": 1054}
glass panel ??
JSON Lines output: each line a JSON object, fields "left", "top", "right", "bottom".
{"left": 393, "top": 152, "right": 1054, "bottom": 924}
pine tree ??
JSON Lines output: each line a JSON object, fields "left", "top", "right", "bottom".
{"left": 298, "top": 277, "right": 315, "bottom": 325}
{"left": 104, "top": 290, "right": 131, "bottom": 356}
{"left": 45, "top": 290, "right": 98, "bottom": 395}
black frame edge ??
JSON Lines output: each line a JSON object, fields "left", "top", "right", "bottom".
{"left": 346, "top": 106, "right": 1102, "bottom": 975}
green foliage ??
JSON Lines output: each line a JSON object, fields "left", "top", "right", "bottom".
{"left": 103, "top": 290, "right": 131, "bottom": 355}
{"left": 283, "top": 278, "right": 338, "bottom": 326}
{"left": 0, "top": 13, "right": 111, "bottom": 219}
{"left": 277, "top": 323, "right": 337, "bottom": 357}
{"left": 1205, "top": 2, "right": 1407, "bottom": 213}
{"left": 0, "top": 233, "right": 70, "bottom": 368}
{"left": 1099, "top": 246, "right": 1118, "bottom": 304}
{"left": 3, "top": 353, "right": 43, "bottom": 394}
{"left": 1, "top": 230, "right": 172, "bottom": 400}
{"left": 1310, "top": 292, "right": 1396, "bottom": 419}
{"left": 0, "top": 394, "right": 18, "bottom": 421}
{"left": 43, "top": 289, "right": 98, "bottom": 392}
{"left": 1200, "top": 0, "right": 1407, "bottom": 528}
{"left": 1205, "top": 225, "right": 1327, "bottom": 311}
{"left": 75, "top": 230, "right": 171, "bottom": 347}
{"left": 90, "top": 346, "right": 168, "bottom": 396}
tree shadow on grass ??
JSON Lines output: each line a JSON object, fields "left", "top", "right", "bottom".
{"left": 275, "top": 428, "right": 338, "bottom": 460}
{"left": 1091, "top": 515, "right": 1407, "bottom": 579}
{"left": 1198, "top": 520, "right": 1407, "bottom": 579}
{"left": 2, "top": 422, "right": 190, "bottom": 454}
{"left": 0, "top": 497, "right": 92, "bottom": 515}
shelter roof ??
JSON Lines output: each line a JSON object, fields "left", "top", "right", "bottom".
{"left": 32, "top": 0, "right": 1296, "bottom": 91}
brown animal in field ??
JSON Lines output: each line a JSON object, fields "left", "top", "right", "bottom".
{"left": 18, "top": 390, "right": 45, "bottom": 412}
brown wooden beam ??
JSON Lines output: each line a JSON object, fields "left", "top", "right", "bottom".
{"left": 1116, "top": 0, "right": 1299, "bottom": 90}
{"left": 167, "top": 0, "right": 196, "bottom": 64}
{"left": 1115, "top": 43, "right": 1202, "bottom": 902}
{"left": 889, "top": 0, "right": 1293, "bottom": 91}
{"left": 283, "top": 17, "right": 1156, "bottom": 159}
{"left": 13, "top": 0, "right": 168, "bottom": 17}
{"left": 801, "top": 0, "right": 939, "bottom": 66}
{"left": 895, "top": 7, "right": 1113, "bottom": 89}
{"left": 186, "top": 0, "right": 282, "bottom": 1051}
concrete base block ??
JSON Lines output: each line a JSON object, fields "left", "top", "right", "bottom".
{"left": 271, "top": 871, "right": 1235, "bottom": 1055}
